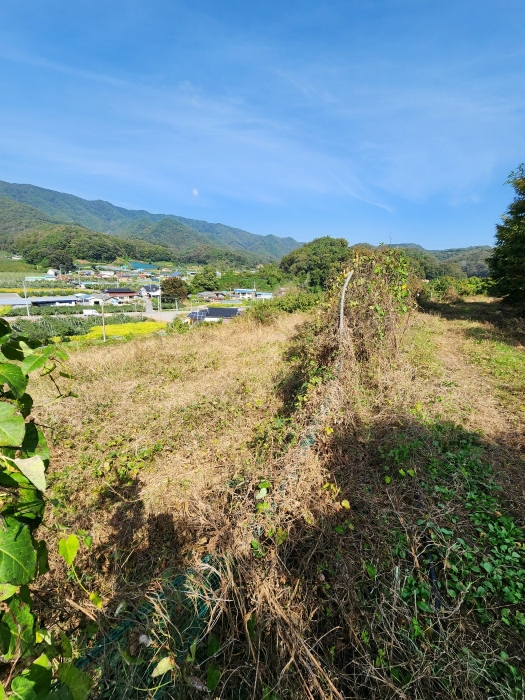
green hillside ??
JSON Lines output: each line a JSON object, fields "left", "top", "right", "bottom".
{"left": 389, "top": 243, "right": 492, "bottom": 277}
{"left": 2, "top": 224, "right": 178, "bottom": 267}
{"left": 0, "top": 196, "right": 59, "bottom": 236}
{"left": 117, "top": 216, "right": 226, "bottom": 250}
{"left": 0, "top": 180, "right": 300, "bottom": 260}
{"left": 0, "top": 180, "right": 162, "bottom": 231}
{"left": 174, "top": 216, "right": 299, "bottom": 257}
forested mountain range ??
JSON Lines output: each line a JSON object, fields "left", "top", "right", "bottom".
{"left": 389, "top": 243, "right": 492, "bottom": 277}
{"left": 0, "top": 179, "right": 492, "bottom": 273}
{"left": 0, "top": 180, "right": 299, "bottom": 262}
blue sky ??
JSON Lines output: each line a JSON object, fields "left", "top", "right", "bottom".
{"left": 1, "top": 0, "right": 524, "bottom": 248}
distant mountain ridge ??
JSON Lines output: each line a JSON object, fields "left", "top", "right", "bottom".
{"left": 388, "top": 243, "right": 492, "bottom": 277}
{"left": 0, "top": 180, "right": 300, "bottom": 261}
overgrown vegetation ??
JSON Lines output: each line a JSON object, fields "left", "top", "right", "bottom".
{"left": 6, "top": 242, "right": 523, "bottom": 698}
{"left": 13, "top": 313, "right": 150, "bottom": 344}
{"left": 0, "top": 318, "right": 97, "bottom": 697}
{"left": 419, "top": 275, "right": 492, "bottom": 303}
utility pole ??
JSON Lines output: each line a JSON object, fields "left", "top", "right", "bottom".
{"left": 158, "top": 284, "right": 162, "bottom": 320}
{"left": 101, "top": 301, "right": 106, "bottom": 342}
{"left": 23, "top": 279, "right": 30, "bottom": 317}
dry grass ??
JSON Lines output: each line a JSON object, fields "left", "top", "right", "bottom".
{"left": 27, "top": 273, "right": 525, "bottom": 699}
{"left": 30, "top": 314, "right": 305, "bottom": 619}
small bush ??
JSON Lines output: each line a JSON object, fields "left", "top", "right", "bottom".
{"left": 246, "top": 291, "right": 322, "bottom": 324}
{"left": 166, "top": 317, "right": 190, "bottom": 334}
{"left": 420, "top": 276, "right": 494, "bottom": 303}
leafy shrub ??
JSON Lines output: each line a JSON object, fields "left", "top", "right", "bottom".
{"left": 420, "top": 276, "right": 494, "bottom": 303}
{"left": 0, "top": 318, "right": 93, "bottom": 696}
{"left": 166, "top": 317, "right": 190, "bottom": 334}
{"left": 246, "top": 291, "right": 322, "bottom": 324}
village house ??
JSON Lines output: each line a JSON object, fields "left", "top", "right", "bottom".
{"left": 232, "top": 288, "right": 256, "bottom": 300}
{"left": 139, "top": 284, "right": 160, "bottom": 298}
{"left": 196, "top": 291, "right": 226, "bottom": 301}
{"left": 102, "top": 288, "right": 137, "bottom": 301}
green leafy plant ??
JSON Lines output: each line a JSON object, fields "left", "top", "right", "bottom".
{"left": 0, "top": 317, "right": 92, "bottom": 697}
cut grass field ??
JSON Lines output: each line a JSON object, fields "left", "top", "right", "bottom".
{"left": 27, "top": 291, "right": 525, "bottom": 699}
{"left": 33, "top": 313, "right": 304, "bottom": 594}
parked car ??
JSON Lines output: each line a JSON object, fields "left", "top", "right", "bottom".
{"left": 82, "top": 309, "right": 100, "bottom": 316}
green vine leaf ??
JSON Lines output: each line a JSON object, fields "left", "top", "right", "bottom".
{"left": 21, "top": 423, "right": 50, "bottom": 467}
{"left": 151, "top": 656, "right": 177, "bottom": 678}
{"left": 10, "top": 455, "right": 46, "bottom": 492}
{"left": 57, "top": 663, "right": 94, "bottom": 700}
{"left": 0, "top": 403, "right": 25, "bottom": 447}
{"left": 10, "top": 660, "right": 52, "bottom": 699}
{"left": 0, "top": 518, "right": 38, "bottom": 584}
{"left": 20, "top": 348, "right": 53, "bottom": 376}
{"left": 17, "top": 394, "right": 33, "bottom": 419}
{"left": 59, "top": 631, "right": 73, "bottom": 659}
{"left": 207, "top": 662, "right": 221, "bottom": 692}
{"left": 0, "top": 583, "right": 18, "bottom": 601}
{"left": 89, "top": 591, "right": 103, "bottom": 609}
{"left": 1, "top": 586, "right": 35, "bottom": 660}
{"left": 0, "top": 362, "right": 27, "bottom": 399}
{"left": 58, "top": 535, "right": 79, "bottom": 567}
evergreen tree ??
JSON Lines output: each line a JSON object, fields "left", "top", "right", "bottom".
{"left": 489, "top": 164, "right": 525, "bottom": 301}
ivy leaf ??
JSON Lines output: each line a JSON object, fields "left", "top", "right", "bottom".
{"left": 9, "top": 658, "right": 52, "bottom": 699}
{"left": 58, "top": 535, "right": 79, "bottom": 567}
{"left": 21, "top": 349, "right": 53, "bottom": 376}
{"left": 59, "top": 631, "right": 73, "bottom": 659}
{"left": 151, "top": 656, "right": 177, "bottom": 678}
{"left": 13, "top": 455, "right": 46, "bottom": 492}
{"left": 89, "top": 591, "right": 103, "bottom": 609}
{"left": 0, "top": 362, "right": 27, "bottom": 399}
{"left": 207, "top": 662, "right": 221, "bottom": 692}
{"left": 21, "top": 424, "right": 50, "bottom": 466}
{"left": 57, "top": 663, "right": 93, "bottom": 700}
{"left": 0, "top": 583, "right": 18, "bottom": 601}
{"left": 1, "top": 585, "right": 35, "bottom": 660}
{"left": 0, "top": 517, "right": 37, "bottom": 584}
{"left": 207, "top": 633, "right": 220, "bottom": 656}
{"left": 0, "top": 403, "right": 25, "bottom": 447}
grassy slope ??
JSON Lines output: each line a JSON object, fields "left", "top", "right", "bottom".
{"left": 29, "top": 298, "right": 525, "bottom": 698}
{"left": 34, "top": 314, "right": 303, "bottom": 587}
